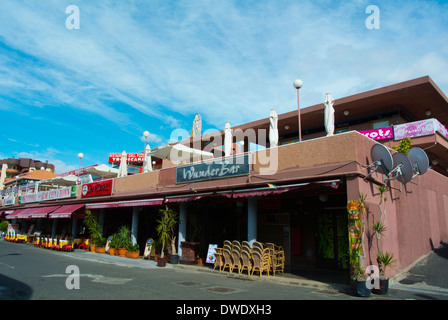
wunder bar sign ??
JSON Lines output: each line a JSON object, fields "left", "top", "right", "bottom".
{"left": 176, "top": 155, "right": 250, "bottom": 184}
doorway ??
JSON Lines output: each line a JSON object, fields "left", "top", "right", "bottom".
{"left": 316, "top": 211, "right": 349, "bottom": 270}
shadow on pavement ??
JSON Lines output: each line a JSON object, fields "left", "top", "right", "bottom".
{"left": 434, "top": 242, "right": 448, "bottom": 259}
{"left": 0, "top": 273, "right": 33, "bottom": 300}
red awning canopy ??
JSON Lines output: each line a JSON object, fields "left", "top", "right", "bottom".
{"left": 48, "top": 204, "right": 85, "bottom": 219}
{"left": 218, "top": 180, "right": 341, "bottom": 199}
{"left": 85, "top": 198, "right": 164, "bottom": 209}
{"left": 5, "top": 209, "right": 24, "bottom": 219}
{"left": 6, "top": 206, "right": 61, "bottom": 219}
{"left": 164, "top": 193, "right": 213, "bottom": 203}
{"left": 116, "top": 198, "right": 164, "bottom": 208}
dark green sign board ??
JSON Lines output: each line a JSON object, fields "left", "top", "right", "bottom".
{"left": 176, "top": 155, "right": 250, "bottom": 184}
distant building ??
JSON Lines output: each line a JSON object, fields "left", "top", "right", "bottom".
{"left": 0, "top": 158, "right": 55, "bottom": 190}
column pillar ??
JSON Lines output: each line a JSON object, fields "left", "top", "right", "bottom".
{"left": 247, "top": 197, "right": 258, "bottom": 245}
{"left": 178, "top": 203, "right": 187, "bottom": 258}
{"left": 131, "top": 207, "right": 139, "bottom": 245}
{"left": 51, "top": 219, "right": 58, "bottom": 238}
{"left": 99, "top": 209, "right": 105, "bottom": 234}
{"left": 71, "top": 218, "right": 79, "bottom": 238}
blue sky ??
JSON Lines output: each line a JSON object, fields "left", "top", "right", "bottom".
{"left": 0, "top": 0, "right": 447, "bottom": 173}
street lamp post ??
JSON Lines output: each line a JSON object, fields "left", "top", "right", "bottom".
{"left": 293, "top": 79, "right": 303, "bottom": 142}
{"left": 143, "top": 131, "right": 150, "bottom": 150}
{"left": 77, "top": 153, "right": 84, "bottom": 184}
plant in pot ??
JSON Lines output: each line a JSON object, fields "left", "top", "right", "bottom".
{"left": 108, "top": 234, "right": 117, "bottom": 255}
{"left": 94, "top": 236, "right": 107, "bottom": 253}
{"left": 156, "top": 206, "right": 177, "bottom": 267}
{"left": 116, "top": 226, "right": 132, "bottom": 257}
{"left": 350, "top": 250, "right": 371, "bottom": 297}
{"left": 126, "top": 243, "right": 140, "bottom": 259}
{"left": 373, "top": 251, "right": 396, "bottom": 295}
{"left": 370, "top": 185, "right": 396, "bottom": 295}
{"left": 348, "top": 193, "right": 371, "bottom": 297}
{"left": 83, "top": 210, "right": 103, "bottom": 253}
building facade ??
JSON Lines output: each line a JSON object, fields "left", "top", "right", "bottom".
{"left": 2, "top": 76, "right": 448, "bottom": 283}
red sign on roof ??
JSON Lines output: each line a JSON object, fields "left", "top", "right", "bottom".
{"left": 108, "top": 153, "right": 144, "bottom": 163}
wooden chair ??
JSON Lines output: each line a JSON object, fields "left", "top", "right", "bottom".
{"left": 251, "top": 250, "right": 270, "bottom": 277}
{"left": 265, "top": 243, "right": 285, "bottom": 276}
{"left": 222, "top": 248, "right": 233, "bottom": 273}
{"left": 51, "top": 235, "right": 60, "bottom": 250}
{"left": 252, "top": 245, "right": 262, "bottom": 256}
{"left": 213, "top": 248, "right": 224, "bottom": 272}
{"left": 230, "top": 248, "right": 242, "bottom": 274}
{"left": 224, "top": 243, "right": 232, "bottom": 253}
{"left": 253, "top": 241, "right": 263, "bottom": 251}
{"left": 242, "top": 241, "right": 251, "bottom": 250}
{"left": 63, "top": 237, "right": 74, "bottom": 252}
{"left": 240, "top": 248, "right": 252, "bottom": 275}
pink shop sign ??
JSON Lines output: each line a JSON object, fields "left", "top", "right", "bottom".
{"left": 359, "top": 127, "right": 393, "bottom": 141}
{"left": 393, "top": 119, "right": 435, "bottom": 140}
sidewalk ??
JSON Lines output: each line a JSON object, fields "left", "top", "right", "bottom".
{"left": 68, "top": 249, "right": 351, "bottom": 292}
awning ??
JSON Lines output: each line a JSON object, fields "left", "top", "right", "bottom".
{"left": 5, "top": 206, "right": 61, "bottom": 219}
{"left": 5, "top": 209, "right": 24, "bottom": 219}
{"left": 218, "top": 180, "right": 341, "bottom": 199}
{"left": 116, "top": 198, "right": 164, "bottom": 208}
{"left": 85, "top": 198, "right": 164, "bottom": 210}
{"left": 48, "top": 204, "right": 85, "bottom": 219}
{"left": 164, "top": 193, "right": 213, "bottom": 203}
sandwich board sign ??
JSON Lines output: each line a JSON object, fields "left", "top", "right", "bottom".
{"left": 144, "top": 238, "right": 154, "bottom": 259}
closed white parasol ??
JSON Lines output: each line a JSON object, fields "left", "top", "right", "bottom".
{"left": 269, "top": 109, "right": 279, "bottom": 148}
{"left": 324, "top": 93, "right": 335, "bottom": 136}
{"left": 117, "top": 151, "right": 128, "bottom": 178}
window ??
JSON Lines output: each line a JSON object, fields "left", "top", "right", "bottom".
{"left": 372, "top": 119, "right": 390, "bottom": 129}
{"left": 335, "top": 127, "right": 350, "bottom": 134}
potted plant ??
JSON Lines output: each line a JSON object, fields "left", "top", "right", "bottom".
{"left": 349, "top": 250, "right": 371, "bottom": 297}
{"left": 373, "top": 251, "right": 396, "bottom": 295}
{"left": 370, "top": 185, "right": 396, "bottom": 295}
{"left": 116, "top": 226, "right": 132, "bottom": 257}
{"left": 108, "top": 234, "right": 117, "bottom": 256}
{"left": 94, "top": 237, "right": 107, "bottom": 253}
{"left": 156, "top": 206, "right": 178, "bottom": 267}
{"left": 126, "top": 243, "right": 140, "bottom": 259}
{"left": 83, "top": 210, "right": 103, "bottom": 253}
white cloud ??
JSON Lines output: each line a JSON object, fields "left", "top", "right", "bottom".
{"left": 0, "top": 0, "right": 447, "bottom": 170}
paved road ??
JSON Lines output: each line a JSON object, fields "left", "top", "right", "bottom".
{"left": 390, "top": 242, "right": 448, "bottom": 298}
{"left": 1, "top": 239, "right": 448, "bottom": 305}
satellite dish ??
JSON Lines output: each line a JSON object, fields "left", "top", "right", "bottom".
{"left": 385, "top": 152, "right": 413, "bottom": 184}
{"left": 367, "top": 144, "right": 393, "bottom": 176}
{"left": 407, "top": 147, "right": 430, "bottom": 177}
{"left": 193, "top": 113, "right": 202, "bottom": 137}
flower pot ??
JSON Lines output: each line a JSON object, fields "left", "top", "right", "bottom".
{"left": 157, "top": 256, "right": 167, "bottom": 267}
{"left": 372, "top": 278, "right": 389, "bottom": 295}
{"left": 169, "top": 254, "right": 180, "bottom": 264}
{"left": 109, "top": 248, "right": 115, "bottom": 255}
{"left": 353, "top": 280, "right": 371, "bottom": 297}
{"left": 118, "top": 248, "right": 127, "bottom": 257}
{"left": 95, "top": 247, "right": 105, "bottom": 254}
{"left": 89, "top": 244, "right": 96, "bottom": 252}
{"left": 126, "top": 251, "right": 139, "bottom": 259}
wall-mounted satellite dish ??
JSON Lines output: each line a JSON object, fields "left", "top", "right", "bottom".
{"left": 367, "top": 144, "right": 393, "bottom": 176}
{"left": 407, "top": 147, "right": 430, "bottom": 177}
{"left": 384, "top": 152, "right": 413, "bottom": 184}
